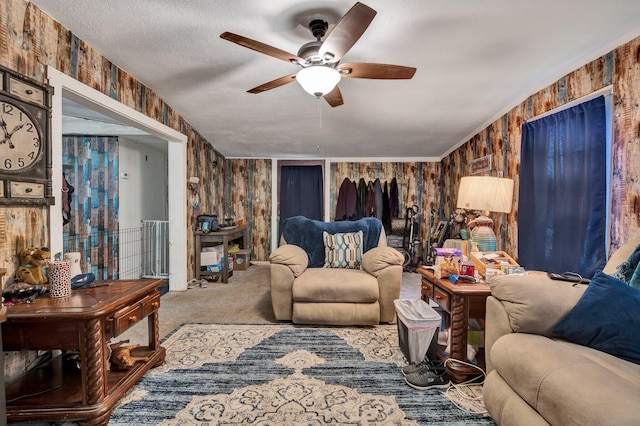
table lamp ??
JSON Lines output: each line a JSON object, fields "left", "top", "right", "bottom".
{"left": 456, "top": 176, "right": 514, "bottom": 252}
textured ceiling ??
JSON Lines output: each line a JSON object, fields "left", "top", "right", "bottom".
{"left": 32, "top": 0, "right": 640, "bottom": 159}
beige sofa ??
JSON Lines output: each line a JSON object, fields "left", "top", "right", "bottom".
{"left": 269, "top": 216, "right": 404, "bottom": 325}
{"left": 483, "top": 238, "right": 640, "bottom": 426}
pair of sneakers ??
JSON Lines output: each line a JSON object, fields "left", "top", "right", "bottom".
{"left": 402, "top": 358, "right": 449, "bottom": 390}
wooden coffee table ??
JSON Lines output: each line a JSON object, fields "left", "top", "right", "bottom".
{"left": 417, "top": 267, "right": 491, "bottom": 382}
{"left": 3, "top": 279, "right": 166, "bottom": 425}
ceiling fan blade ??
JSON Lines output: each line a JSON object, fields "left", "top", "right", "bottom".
{"left": 319, "top": 2, "right": 377, "bottom": 63}
{"left": 247, "top": 73, "right": 297, "bottom": 94}
{"left": 221, "top": 32, "right": 304, "bottom": 64}
{"left": 324, "top": 86, "right": 344, "bottom": 107}
{"left": 339, "top": 63, "right": 416, "bottom": 79}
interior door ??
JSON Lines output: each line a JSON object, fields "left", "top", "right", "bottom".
{"left": 278, "top": 163, "right": 324, "bottom": 239}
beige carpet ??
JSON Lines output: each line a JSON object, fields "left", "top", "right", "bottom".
{"left": 120, "top": 264, "right": 422, "bottom": 344}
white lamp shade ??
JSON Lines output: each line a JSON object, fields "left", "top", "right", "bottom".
{"left": 296, "top": 66, "right": 341, "bottom": 97}
{"left": 456, "top": 176, "right": 514, "bottom": 213}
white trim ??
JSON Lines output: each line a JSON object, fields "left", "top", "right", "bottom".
{"left": 526, "top": 86, "right": 613, "bottom": 123}
{"left": 230, "top": 156, "right": 440, "bottom": 163}
{"left": 271, "top": 160, "right": 278, "bottom": 251}
{"left": 46, "top": 67, "right": 188, "bottom": 291}
{"left": 324, "top": 159, "right": 331, "bottom": 222}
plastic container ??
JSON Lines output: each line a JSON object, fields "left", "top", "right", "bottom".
{"left": 393, "top": 299, "right": 441, "bottom": 364}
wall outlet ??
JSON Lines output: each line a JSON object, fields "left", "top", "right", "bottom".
{"left": 497, "top": 170, "right": 504, "bottom": 178}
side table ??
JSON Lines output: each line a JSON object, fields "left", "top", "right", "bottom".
{"left": 417, "top": 267, "right": 491, "bottom": 382}
{"left": 195, "top": 226, "right": 247, "bottom": 283}
{"left": 3, "top": 279, "right": 166, "bottom": 425}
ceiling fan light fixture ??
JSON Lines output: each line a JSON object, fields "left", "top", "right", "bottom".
{"left": 296, "top": 66, "right": 341, "bottom": 98}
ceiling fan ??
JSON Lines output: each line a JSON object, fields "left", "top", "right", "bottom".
{"left": 220, "top": 2, "right": 416, "bottom": 107}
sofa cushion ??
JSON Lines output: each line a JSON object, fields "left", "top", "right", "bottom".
{"left": 491, "top": 333, "right": 640, "bottom": 426}
{"left": 293, "top": 268, "right": 378, "bottom": 303}
{"left": 552, "top": 271, "right": 640, "bottom": 365}
{"left": 281, "top": 216, "right": 382, "bottom": 267}
{"left": 292, "top": 301, "right": 380, "bottom": 325}
{"left": 323, "top": 231, "right": 363, "bottom": 269}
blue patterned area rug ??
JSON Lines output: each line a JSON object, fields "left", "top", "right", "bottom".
{"left": 109, "top": 323, "right": 495, "bottom": 425}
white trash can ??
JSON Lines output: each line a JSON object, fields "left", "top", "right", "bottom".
{"left": 394, "top": 299, "right": 441, "bottom": 364}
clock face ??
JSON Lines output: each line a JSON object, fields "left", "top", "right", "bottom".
{"left": 0, "top": 100, "right": 42, "bottom": 173}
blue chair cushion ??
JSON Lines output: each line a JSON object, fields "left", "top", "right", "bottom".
{"left": 552, "top": 271, "right": 640, "bottom": 365}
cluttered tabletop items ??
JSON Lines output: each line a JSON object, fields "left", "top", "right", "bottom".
{"left": 422, "top": 247, "right": 526, "bottom": 284}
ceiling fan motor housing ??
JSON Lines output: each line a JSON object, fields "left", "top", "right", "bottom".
{"left": 309, "top": 19, "right": 328, "bottom": 39}
{"left": 297, "top": 41, "right": 324, "bottom": 65}
{"left": 298, "top": 20, "right": 332, "bottom": 66}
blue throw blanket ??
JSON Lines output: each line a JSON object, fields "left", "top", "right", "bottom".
{"left": 613, "top": 243, "right": 640, "bottom": 291}
{"left": 282, "top": 216, "right": 383, "bottom": 268}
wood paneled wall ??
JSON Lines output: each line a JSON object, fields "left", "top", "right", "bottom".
{"left": 3, "top": 1, "right": 640, "bottom": 281}
{"left": 0, "top": 0, "right": 225, "bottom": 284}
{"left": 440, "top": 38, "right": 640, "bottom": 258}
{"left": 227, "top": 159, "right": 272, "bottom": 262}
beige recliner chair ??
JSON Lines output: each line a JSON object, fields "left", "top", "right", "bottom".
{"left": 269, "top": 216, "right": 404, "bottom": 325}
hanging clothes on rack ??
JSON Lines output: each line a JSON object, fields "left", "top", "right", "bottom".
{"left": 335, "top": 177, "right": 357, "bottom": 221}
{"left": 357, "top": 178, "right": 367, "bottom": 219}
{"left": 373, "top": 178, "right": 383, "bottom": 220}
{"left": 382, "top": 180, "right": 391, "bottom": 234}
{"left": 390, "top": 177, "right": 399, "bottom": 218}
{"left": 366, "top": 180, "right": 376, "bottom": 217}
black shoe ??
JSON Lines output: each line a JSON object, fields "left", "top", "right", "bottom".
{"left": 404, "top": 364, "right": 449, "bottom": 390}
{"left": 401, "top": 359, "right": 444, "bottom": 376}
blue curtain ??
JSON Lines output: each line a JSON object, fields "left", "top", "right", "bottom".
{"left": 279, "top": 165, "right": 324, "bottom": 239}
{"left": 518, "top": 96, "right": 607, "bottom": 278}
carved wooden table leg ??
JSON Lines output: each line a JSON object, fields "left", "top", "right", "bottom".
{"left": 448, "top": 294, "right": 468, "bottom": 361}
{"left": 84, "top": 318, "right": 106, "bottom": 406}
{"left": 148, "top": 306, "right": 166, "bottom": 367}
{"left": 446, "top": 294, "right": 474, "bottom": 382}
{"left": 81, "top": 317, "right": 109, "bottom": 425}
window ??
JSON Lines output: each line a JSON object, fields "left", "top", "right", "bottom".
{"left": 518, "top": 94, "right": 611, "bottom": 278}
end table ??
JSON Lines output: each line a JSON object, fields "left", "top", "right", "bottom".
{"left": 417, "top": 267, "right": 491, "bottom": 382}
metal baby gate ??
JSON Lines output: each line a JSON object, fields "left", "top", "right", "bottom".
{"left": 141, "top": 220, "right": 170, "bottom": 279}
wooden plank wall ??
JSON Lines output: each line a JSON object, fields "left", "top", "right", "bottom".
{"left": 0, "top": 0, "right": 225, "bottom": 284}
{"left": 441, "top": 38, "right": 640, "bottom": 258}
{"left": 3, "top": 1, "right": 639, "bottom": 275}
{"left": 227, "top": 159, "right": 272, "bottom": 262}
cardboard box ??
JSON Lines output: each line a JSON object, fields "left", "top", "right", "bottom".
{"left": 201, "top": 245, "right": 224, "bottom": 266}
{"left": 233, "top": 249, "right": 250, "bottom": 271}
{"left": 471, "top": 251, "right": 519, "bottom": 278}
{"left": 200, "top": 251, "right": 220, "bottom": 266}
{"left": 205, "top": 256, "right": 234, "bottom": 273}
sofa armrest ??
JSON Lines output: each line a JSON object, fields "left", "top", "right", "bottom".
{"left": 488, "top": 274, "right": 587, "bottom": 337}
{"left": 269, "top": 245, "right": 309, "bottom": 321}
{"left": 362, "top": 247, "right": 404, "bottom": 322}
{"left": 485, "top": 296, "right": 513, "bottom": 373}
{"left": 269, "top": 244, "right": 309, "bottom": 277}
{"left": 361, "top": 246, "right": 404, "bottom": 277}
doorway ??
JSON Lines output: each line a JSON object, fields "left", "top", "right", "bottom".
{"left": 276, "top": 160, "right": 325, "bottom": 241}
{"left": 47, "top": 67, "right": 188, "bottom": 290}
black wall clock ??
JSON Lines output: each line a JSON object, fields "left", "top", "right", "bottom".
{"left": 0, "top": 65, "right": 53, "bottom": 205}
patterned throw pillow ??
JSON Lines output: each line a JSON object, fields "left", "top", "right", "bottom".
{"left": 323, "top": 231, "right": 364, "bottom": 269}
